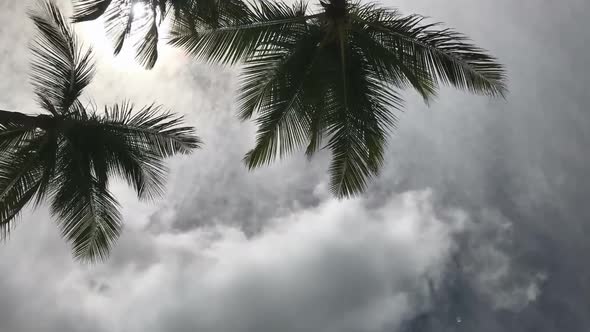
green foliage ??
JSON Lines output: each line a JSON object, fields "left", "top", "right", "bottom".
{"left": 169, "top": 0, "right": 311, "bottom": 65}
{"left": 72, "top": 0, "right": 162, "bottom": 68}
{"left": 71, "top": 0, "right": 506, "bottom": 199}
{"left": 0, "top": 1, "right": 200, "bottom": 262}
{"left": 171, "top": 0, "right": 506, "bottom": 197}
{"left": 71, "top": 0, "right": 248, "bottom": 68}
{"left": 31, "top": 1, "right": 95, "bottom": 113}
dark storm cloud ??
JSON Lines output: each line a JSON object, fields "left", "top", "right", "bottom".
{"left": 374, "top": 0, "right": 590, "bottom": 330}
{"left": 0, "top": 190, "right": 476, "bottom": 332}
{"left": 0, "top": 0, "right": 589, "bottom": 331}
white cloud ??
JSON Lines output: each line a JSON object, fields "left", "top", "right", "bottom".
{"left": 0, "top": 189, "right": 472, "bottom": 332}
{"left": 81, "top": 189, "right": 466, "bottom": 332}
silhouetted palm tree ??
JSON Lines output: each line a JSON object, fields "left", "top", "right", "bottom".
{"left": 71, "top": 0, "right": 246, "bottom": 68}
{"left": 169, "top": 0, "right": 507, "bottom": 197}
{"left": 0, "top": 1, "right": 201, "bottom": 262}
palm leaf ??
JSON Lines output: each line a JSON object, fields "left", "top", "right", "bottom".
{"left": 351, "top": 3, "right": 507, "bottom": 97}
{"left": 84, "top": 0, "right": 161, "bottom": 68}
{"left": 29, "top": 0, "right": 95, "bottom": 114}
{"left": 102, "top": 0, "right": 135, "bottom": 55}
{"left": 324, "top": 37, "right": 401, "bottom": 197}
{"left": 51, "top": 133, "right": 122, "bottom": 262}
{"left": 348, "top": 11, "right": 437, "bottom": 102}
{"left": 105, "top": 138, "right": 168, "bottom": 200}
{"left": 101, "top": 102, "right": 201, "bottom": 157}
{"left": 134, "top": 11, "right": 160, "bottom": 69}
{"left": 0, "top": 122, "right": 38, "bottom": 152}
{"left": 64, "top": 105, "right": 171, "bottom": 200}
{"left": 240, "top": 26, "right": 325, "bottom": 168}
{"left": 0, "top": 132, "right": 58, "bottom": 237}
{"left": 172, "top": 0, "right": 249, "bottom": 27}
{"left": 72, "top": 0, "right": 113, "bottom": 22}
{"left": 0, "top": 151, "right": 43, "bottom": 237}
{"left": 169, "top": 0, "right": 315, "bottom": 65}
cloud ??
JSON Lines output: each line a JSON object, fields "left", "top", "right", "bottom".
{"left": 87, "top": 190, "right": 466, "bottom": 332}
{"left": 0, "top": 189, "right": 480, "bottom": 332}
{"left": 458, "top": 209, "right": 546, "bottom": 311}
{"left": 1, "top": 0, "right": 590, "bottom": 331}
{"left": 135, "top": 190, "right": 463, "bottom": 332}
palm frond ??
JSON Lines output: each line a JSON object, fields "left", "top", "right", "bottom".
{"left": 51, "top": 136, "right": 122, "bottom": 263}
{"left": 134, "top": 11, "right": 160, "bottom": 69}
{"left": 240, "top": 27, "right": 327, "bottom": 168}
{"left": 105, "top": 139, "right": 168, "bottom": 200}
{"left": 73, "top": 0, "right": 159, "bottom": 67}
{"left": 348, "top": 12, "right": 437, "bottom": 102}
{"left": 73, "top": 0, "right": 159, "bottom": 68}
{"left": 169, "top": 0, "right": 245, "bottom": 27}
{"left": 351, "top": 3, "right": 507, "bottom": 97}
{"left": 72, "top": 0, "right": 113, "bottom": 22}
{"left": 29, "top": 0, "right": 95, "bottom": 114}
{"left": 119, "top": 2, "right": 160, "bottom": 69}
{"left": 169, "top": 0, "right": 315, "bottom": 65}
{"left": 101, "top": 102, "right": 201, "bottom": 157}
{"left": 102, "top": 0, "right": 135, "bottom": 55}
{"left": 237, "top": 21, "right": 316, "bottom": 120}
{"left": 324, "top": 38, "right": 401, "bottom": 198}
{"left": 72, "top": 0, "right": 185, "bottom": 69}
{"left": 63, "top": 106, "right": 169, "bottom": 200}
{"left": 0, "top": 122, "right": 38, "bottom": 152}
{"left": 0, "top": 151, "right": 43, "bottom": 237}
{"left": 0, "top": 132, "right": 58, "bottom": 237}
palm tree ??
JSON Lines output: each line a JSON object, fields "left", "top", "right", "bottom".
{"left": 0, "top": 1, "right": 201, "bottom": 262}
{"left": 71, "top": 0, "right": 247, "bottom": 68}
{"left": 169, "top": 0, "right": 507, "bottom": 198}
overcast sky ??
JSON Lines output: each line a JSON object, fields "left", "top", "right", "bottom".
{"left": 0, "top": 0, "right": 589, "bottom": 331}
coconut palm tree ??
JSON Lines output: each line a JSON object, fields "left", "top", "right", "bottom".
{"left": 0, "top": 1, "right": 201, "bottom": 262}
{"left": 169, "top": 0, "right": 507, "bottom": 198}
{"left": 71, "top": 0, "right": 247, "bottom": 68}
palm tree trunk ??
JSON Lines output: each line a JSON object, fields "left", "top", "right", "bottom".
{"left": 0, "top": 110, "right": 53, "bottom": 129}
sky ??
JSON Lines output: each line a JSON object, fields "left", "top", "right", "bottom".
{"left": 0, "top": 0, "right": 589, "bottom": 331}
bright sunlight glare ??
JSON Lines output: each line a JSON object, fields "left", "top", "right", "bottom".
{"left": 132, "top": 2, "right": 147, "bottom": 18}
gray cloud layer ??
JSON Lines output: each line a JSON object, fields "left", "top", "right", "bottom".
{"left": 0, "top": 0, "right": 589, "bottom": 331}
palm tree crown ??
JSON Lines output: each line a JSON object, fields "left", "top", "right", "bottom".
{"left": 0, "top": 1, "right": 201, "bottom": 262}
{"left": 170, "top": 0, "right": 507, "bottom": 197}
